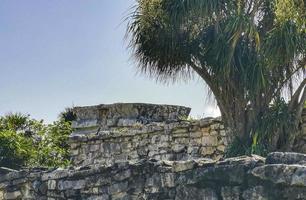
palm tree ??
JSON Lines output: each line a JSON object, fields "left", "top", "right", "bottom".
{"left": 127, "top": 0, "right": 306, "bottom": 150}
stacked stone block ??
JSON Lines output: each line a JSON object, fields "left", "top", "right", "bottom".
{"left": 69, "top": 103, "right": 231, "bottom": 167}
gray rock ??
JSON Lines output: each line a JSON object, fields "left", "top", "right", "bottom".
{"left": 175, "top": 186, "right": 218, "bottom": 200}
{"left": 252, "top": 164, "right": 306, "bottom": 186}
{"left": 266, "top": 152, "right": 306, "bottom": 165}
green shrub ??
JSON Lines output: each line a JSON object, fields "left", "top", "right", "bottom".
{"left": 225, "top": 99, "right": 296, "bottom": 157}
{"left": 0, "top": 112, "right": 72, "bottom": 169}
{"left": 0, "top": 130, "right": 34, "bottom": 169}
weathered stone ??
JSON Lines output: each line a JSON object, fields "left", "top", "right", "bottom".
{"left": 175, "top": 186, "right": 218, "bottom": 200}
{"left": 58, "top": 180, "right": 86, "bottom": 190}
{"left": 172, "top": 144, "right": 186, "bottom": 153}
{"left": 73, "top": 103, "right": 191, "bottom": 128}
{"left": 242, "top": 186, "right": 267, "bottom": 200}
{"left": 2, "top": 104, "right": 306, "bottom": 199}
{"left": 217, "top": 145, "right": 226, "bottom": 152}
{"left": 200, "top": 146, "right": 215, "bottom": 156}
{"left": 221, "top": 186, "right": 240, "bottom": 200}
{"left": 4, "top": 191, "right": 21, "bottom": 200}
{"left": 161, "top": 173, "right": 175, "bottom": 188}
{"left": 48, "top": 180, "right": 57, "bottom": 190}
{"left": 266, "top": 152, "right": 306, "bottom": 165}
{"left": 172, "top": 160, "right": 195, "bottom": 172}
{"left": 252, "top": 164, "right": 306, "bottom": 186}
{"left": 202, "top": 135, "right": 218, "bottom": 146}
{"left": 109, "top": 181, "right": 128, "bottom": 194}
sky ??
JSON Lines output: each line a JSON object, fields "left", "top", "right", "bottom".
{"left": 0, "top": 0, "right": 220, "bottom": 123}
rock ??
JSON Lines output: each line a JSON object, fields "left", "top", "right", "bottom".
{"left": 73, "top": 103, "right": 191, "bottom": 129}
{"left": 58, "top": 180, "right": 86, "bottom": 190}
{"left": 266, "top": 152, "right": 306, "bottom": 165}
{"left": 172, "top": 144, "right": 186, "bottom": 153}
{"left": 109, "top": 181, "right": 128, "bottom": 194}
{"left": 201, "top": 135, "right": 218, "bottom": 146}
{"left": 4, "top": 191, "right": 21, "bottom": 200}
{"left": 200, "top": 146, "right": 215, "bottom": 156}
{"left": 175, "top": 186, "right": 218, "bottom": 200}
{"left": 48, "top": 180, "right": 57, "bottom": 190}
{"left": 172, "top": 160, "right": 195, "bottom": 172}
{"left": 221, "top": 186, "right": 240, "bottom": 200}
{"left": 242, "top": 186, "right": 267, "bottom": 200}
{"left": 252, "top": 164, "right": 306, "bottom": 186}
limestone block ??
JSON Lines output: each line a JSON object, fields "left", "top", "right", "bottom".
{"left": 172, "top": 128, "right": 188, "bottom": 134}
{"left": 202, "top": 136, "right": 218, "bottom": 146}
{"left": 199, "top": 119, "right": 212, "bottom": 127}
{"left": 200, "top": 147, "right": 215, "bottom": 156}
{"left": 172, "top": 160, "right": 195, "bottom": 172}
{"left": 172, "top": 144, "right": 186, "bottom": 153}
{"left": 174, "top": 137, "right": 189, "bottom": 144}
{"left": 190, "top": 131, "right": 202, "bottom": 138}
{"left": 190, "top": 138, "right": 202, "bottom": 145}
{"left": 121, "top": 143, "right": 133, "bottom": 153}
{"left": 217, "top": 145, "right": 226, "bottom": 152}
{"left": 210, "top": 123, "right": 220, "bottom": 130}
{"left": 148, "top": 150, "right": 159, "bottom": 157}
{"left": 200, "top": 127, "right": 210, "bottom": 135}
{"left": 58, "top": 180, "right": 86, "bottom": 190}
{"left": 90, "top": 144, "right": 100, "bottom": 152}
{"left": 160, "top": 134, "right": 170, "bottom": 142}
{"left": 110, "top": 143, "right": 121, "bottom": 153}
{"left": 210, "top": 131, "right": 218, "bottom": 135}
{"left": 161, "top": 173, "right": 175, "bottom": 187}
{"left": 4, "top": 191, "right": 21, "bottom": 200}
{"left": 48, "top": 180, "right": 57, "bottom": 190}
{"left": 220, "top": 130, "right": 226, "bottom": 136}
{"left": 70, "top": 149, "right": 79, "bottom": 156}
{"left": 187, "top": 146, "right": 199, "bottom": 154}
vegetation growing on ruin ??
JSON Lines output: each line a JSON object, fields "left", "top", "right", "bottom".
{"left": 0, "top": 111, "right": 73, "bottom": 169}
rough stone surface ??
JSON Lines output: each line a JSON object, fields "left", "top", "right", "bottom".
{"left": 69, "top": 103, "right": 230, "bottom": 167}
{"left": 72, "top": 103, "right": 191, "bottom": 129}
{"left": 1, "top": 104, "right": 306, "bottom": 199}
{"left": 2, "top": 154, "right": 306, "bottom": 199}
{"left": 266, "top": 152, "right": 306, "bottom": 165}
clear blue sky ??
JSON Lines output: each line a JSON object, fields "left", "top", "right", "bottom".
{"left": 0, "top": 0, "right": 220, "bottom": 123}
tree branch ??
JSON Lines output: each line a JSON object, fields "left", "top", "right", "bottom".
{"left": 288, "top": 78, "right": 306, "bottom": 112}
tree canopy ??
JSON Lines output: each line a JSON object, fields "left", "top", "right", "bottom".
{"left": 127, "top": 0, "right": 306, "bottom": 154}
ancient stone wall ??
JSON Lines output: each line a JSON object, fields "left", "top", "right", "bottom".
{"left": 1, "top": 103, "right": 306, "bottom": 199}
{"left": 2, "top": 152, "right": 306, "bottom": 199}
{"left": 69, "top": 103, "right": 231, "bottom": 167}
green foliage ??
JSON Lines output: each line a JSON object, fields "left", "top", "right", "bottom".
{"left": 0, "top": 130, "right": 34, "bottom": 169}
{"left": 59, "top": 107, "right": 76, "bottom": 122}
{"left": 225, "top": 99, "right": 296, "bottom": 157}
{"left": 128, "top": 0, "right": 306, "bottom": 153}
{"left": 0, "top": 113, "right": 72, "bottom": 169}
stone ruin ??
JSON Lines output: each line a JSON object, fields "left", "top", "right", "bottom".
{"left": 69, "top": 103, "right": 230, "bottom": 167}
{"left": 1, "top": 103, "right": 306, "bottom": 200}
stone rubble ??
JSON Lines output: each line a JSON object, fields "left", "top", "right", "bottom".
{"left": 1, "top": 103, "right": 306, "bottom": 199}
